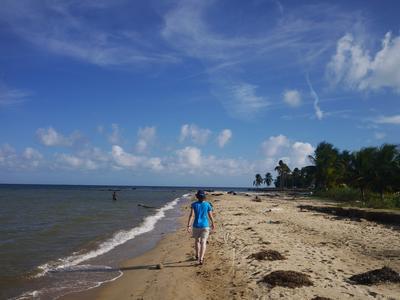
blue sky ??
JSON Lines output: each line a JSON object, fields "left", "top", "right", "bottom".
{"left": 0, "top": 0, "right": 399, "bottom": 186}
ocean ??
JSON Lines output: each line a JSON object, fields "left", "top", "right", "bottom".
{"left": 0, "top": 184, "right": 193, "bottom": 299}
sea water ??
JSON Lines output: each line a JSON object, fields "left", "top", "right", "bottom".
{"left": 0, "top": 184, "right": 192, "bottom": 299}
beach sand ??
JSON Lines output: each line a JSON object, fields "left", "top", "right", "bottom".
{"left": 62, "top": 193, "right": 400, "bottom": 300}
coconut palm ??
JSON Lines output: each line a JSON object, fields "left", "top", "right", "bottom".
{"left": 275, "top": 160, "right": 291, "bottom": 190}
{"left": 253, "top": 174, "right": 264, "bottom": 189}
{"left": 264, "top": 172, "right": 273, "bottom": 187}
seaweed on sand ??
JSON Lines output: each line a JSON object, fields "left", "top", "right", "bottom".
{"left": 261, "top": 270, "right": 313, "bottom": 288}
{"left": 248, "top": 250, "right": 285, "bottom": 261}
{"left": 349, "top": 267, "right": 400, "bottom": 285}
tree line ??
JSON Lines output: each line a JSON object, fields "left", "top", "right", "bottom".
{"left": 253, "top": 142, "right": 400, "bottom": 201}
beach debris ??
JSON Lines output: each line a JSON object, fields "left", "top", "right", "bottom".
{"left": 227, "top": 191, "right": 237, "bottom": 195}
{"left": 212, "top": 193, "right": 224, "bottom": 196}
{"left": 348, "top": 267, "right": 400, "bottom": 285}
{"left": 268, "top": 220, "right": 281, "bottom": 224}
{"left": 252, "top": 196, "right": 262, "bottom": 202}
{"left": 233, "top": 213, "right": 243, "bottom": 216}
{"left": 156, "top": 263, "right": 163, "bottom": 270}
{"left": 138, "top": 203, "right": 157, "bottom": 209}
{"left": 261, "top": 270, "right": 313, "bottom": 288}
{"left": 311, "top": 297, "right": 332, "bottom": 300}
{"left": 248, "top": 250, "right": 285, "bottom": 261}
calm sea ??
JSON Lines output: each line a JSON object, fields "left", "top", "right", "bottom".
{"left": 0, "top": 184, "right": 193, "bottom": 299}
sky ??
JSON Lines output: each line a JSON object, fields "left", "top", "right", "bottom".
{"left": 0, "top": 0, "right": 399, "bottom": 187}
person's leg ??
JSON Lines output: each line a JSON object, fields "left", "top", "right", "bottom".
{"left": 199, "top": 238, "right": 207, "bottom": 263}
{"left": 195, "top": 237, "right": 200, "bottom": 260}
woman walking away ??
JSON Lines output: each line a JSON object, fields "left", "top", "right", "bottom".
{"left": 187, "top": 190, "right": 215, "bottom": 265}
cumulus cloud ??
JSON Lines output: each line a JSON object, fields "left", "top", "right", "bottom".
{"left": 374, "top": 114, "right": 400, "bottom": 125}
{"left": 261, "top": 135, "right": 314, "bottom": 169}
{"left": 327, "top": 32, "right": 400, "bottom": 92}
{"left": 180, "top": 124, "right": 211, "bottom": 145}
{"left": 262, "top": 135, "right": 290, "bottom": 157}
{"left": 111, "top": 145, "right": 163, "bottom": 171}
{"left": 56, "top": 153, "right": 98, "bottom": 170}
{"left": 36, "top": 127, "right": 80, "bottom": 147}
{"left": 217, "top": 129, "right": 232, "bottom": 148}
{"left": 22, "top": 147, "right": 43, "bottom": 167}
{"left": 173, "top": 146, "right": 252, "bottom": 176}
{"left": 136, "top": 126, "right": 156, "bottom": 153}
{"left": 283, "top": 89, "right": 301, "bottom": 107}
{"left": 0, "top": 144, "right": 44, "bottom": 169}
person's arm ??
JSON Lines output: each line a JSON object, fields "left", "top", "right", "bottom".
{"left": 208, "top": 210, "right": 215, "bottom": 231}
{"left": 187, "top": 208, "right": 194, "bottom": 233}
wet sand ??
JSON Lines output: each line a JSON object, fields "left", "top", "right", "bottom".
{"left": 62, "top": 193, "right": 400, "bottom": 300}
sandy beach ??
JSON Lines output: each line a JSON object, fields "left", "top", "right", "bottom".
{"left": 63, "top": 192, "right": 400, "bottom": 300}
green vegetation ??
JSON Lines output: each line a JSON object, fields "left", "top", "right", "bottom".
{"left": 252, "top": 142, "right": 400, "bottom": 208}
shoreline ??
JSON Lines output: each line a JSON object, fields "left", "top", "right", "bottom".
{"left": 62, "top": 192, "right": 400, "bottom": 300}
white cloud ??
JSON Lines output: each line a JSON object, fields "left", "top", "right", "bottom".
{"left": 262, "top": 135, "right": 290, "bottom": 157}
{"left": 111, "top": 145, "right": 163, "bottom": 171}
{"left": 0, "top": 144, "right": 17, "bottom": 168}
{"left": 306, "top": 75, "right": 324, "bottom": 120}
{"left": 22, "top": 147, "right": 43, "bottom": 167}
{"left": 136, "top": 126, "right": 156, "bottom": 153}
{"left": 180, "top": 124, "right": 211, "bottom": 145}
{"left": 56, "top": 153, "right": 98, "bottom": 170}
{"left": 290, "top": 142, "right": 314, "bottom": 166}
{"left": 176, "top": 146, "right": 202, "bottom": 168}
{"left": 0, "top": 82, "right": 30, "bottom": 106}
{"left": 0, "top": 1, "right": 177, "bottom": 67}
{"left": 0, "top": 144, "right": 44, "bottom": 169}
{"left": 374, "top": 132, "right": 386, "bottom": 140}
{"left": 261, "top": 135, "right": 314, "bottom": 170}
{"left": 217, "top": 129, "right": 232, "bottom": 148}
{"left": 225, "top": 83, "right": 269, "bottom": 119}
{"left": 173, "top": 146, "right": 253, "bottom": 176}
{"left": 283, "top": 89, "right": 301, "bottom": 107}
{"left": 374, "top": 115, "right": 400, "bottom": 125}
{"left": 36, "top": 127, "right": 80, "bottom": 147}
{"left": 108, "top": 123, "right": 122, "bottom": 144}
{"left": 327, "top": 32, "right": 400, "bottom": 92}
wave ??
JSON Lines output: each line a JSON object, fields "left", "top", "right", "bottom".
{"left": 36, "top": 193, "right": 191, "bottom": 277}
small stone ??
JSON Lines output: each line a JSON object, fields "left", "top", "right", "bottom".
{"left": 156, "top": 263, "right": 163, "bottom": 269}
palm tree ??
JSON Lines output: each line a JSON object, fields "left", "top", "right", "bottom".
{"left": 308, "top": 142, "right": 340, "bottom": 190}
{"left": 348, "top": 147, "right": 375, "bottom": 202}
{"left": 370, "top": 144, "right": 399, "bottom": 201}
{"left": 292, "top": 168, "right": 301, "bottom": 188}
{"left": 275, "top": 160, "right": 291, "bottom": 190}
{"left": 253, "top": 174, "right": 264, "bottom": 189}
{"left": 264, "top": 172, "right": 273, "bottom": 187}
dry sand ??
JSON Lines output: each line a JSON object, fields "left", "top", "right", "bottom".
{"left": 62, "top": 193, "right": 400, "bottom": 300}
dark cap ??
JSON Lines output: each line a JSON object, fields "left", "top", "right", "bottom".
{"left": 196, "top": 190, "right": 206, "bottom": 199}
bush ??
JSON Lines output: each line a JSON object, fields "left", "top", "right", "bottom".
{"left": 313, "top": 187, "right": 400, "bottom": 209}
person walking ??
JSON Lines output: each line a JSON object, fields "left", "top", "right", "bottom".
{"left": 187, "top": 190, "right": 215, "bottom": 265}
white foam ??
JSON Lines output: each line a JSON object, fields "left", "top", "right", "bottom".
{"left": 36, "top": 193, "right": 190, "bottom": 277}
